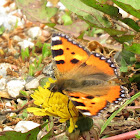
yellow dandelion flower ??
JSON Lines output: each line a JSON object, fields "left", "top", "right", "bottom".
{"left": 27, "top": 78, "right": 79, "bottom": 133}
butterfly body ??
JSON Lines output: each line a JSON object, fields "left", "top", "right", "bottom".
{"left": 51, "top": 73, "right": 116, "bottom": 95}
{"left": 50, "top": 33, "right": 128, "bottom": 116}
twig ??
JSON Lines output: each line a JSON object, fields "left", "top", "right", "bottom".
{"left": 126, "top": 106, "right": 140, "bottom": 109}
{"left": 112, "top": 19, "right": 136, "bottom": 32}
{"left": 0, "top": 100, "right": 34, "bottom": 115}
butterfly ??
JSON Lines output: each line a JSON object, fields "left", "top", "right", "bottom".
{"left": 49, "top": 33, "right": 128, "bottom": 116}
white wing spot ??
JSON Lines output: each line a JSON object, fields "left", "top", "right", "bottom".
{"left": 83, "top": 112, "right": 91, "bottom": 116}
{"left": 52, "top": 36, "right": 60, "bottom": 41}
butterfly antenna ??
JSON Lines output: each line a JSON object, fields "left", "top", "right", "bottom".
{"left": 49, "top": 84, "right": 55, "bottom": 92}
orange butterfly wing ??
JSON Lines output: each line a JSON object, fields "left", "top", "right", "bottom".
{"left": 68, "top": 86, "right": 126, "bottom": 116}
{"left": 51, "top": 33, "right": 128, "bottom": 116}
{"left": 51, "top": 33, "right": 90, "bottom": 75}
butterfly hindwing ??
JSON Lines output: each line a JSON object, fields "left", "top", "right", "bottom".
{"left": 68, "top": 85, "right": 127, "bottom": 116}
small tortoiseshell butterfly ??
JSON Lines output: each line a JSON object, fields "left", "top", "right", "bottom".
{"left": 50, "top": 33, "right": 128, "bottom": 116}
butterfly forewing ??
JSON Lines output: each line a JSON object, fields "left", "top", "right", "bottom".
{"left": 51, "top": 33, "right": 90, "bottom": 75}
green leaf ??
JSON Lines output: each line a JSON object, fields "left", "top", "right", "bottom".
{"left": 62, "top": 12, "right": 73, "bottom": 25}
{"left": 20, "top": 90, "right": 29, "bottom": 96}
{"left": 76, "top": 117, "right": 93, "bottom": 132}
{"left": 120, "top": 57, "right": 128, "bottom": 72}
{"left": 100, "top": 92, "right": 140, "bottom": 134}
{"left": 129, "top": 73, "right": 140, "bottom": 83}
{"left": 77, "top": 31, "right": 85, "bottom": 39}
{"left": 121, "top": 18, "right": 140, "bottom": 32}
{"left": 36, "top": 41, "right": 43, "bottom": 48}
{"left": 45, "top": 23, "right": 56, "bottom": 28}
{"left": 21, "top": 48, "right": 30, "bottom": 61}
{"left": 37, "top": 56, "right": 43, "bottom": 67}
{"left": 117, "top": 0, "right": 140, "bottom": 10}
{"left": 39, "top": 77, "right": 56, "bottom": 87}
{"left": 81, "top": 15, "right": 127, "bottom": 36}
{"left": 135, "top": 130, "right": 140, "bottom": 139}
{"left": 0, "top": 26, "right": 5, "bottom": 35}
{"left": 81, "top": 0, "right": 120, "bottom": 17}
{"left": 124, "top": 43, "right": 140, "bottom": 54}
{"left": 42, "top": 43, "right": 51, "bottom": 58}
{"left": 41, "top": 130, "right": 54, "bottom": 140}
{"left": 80, "top": 0, "right": 140, "bottom": 32}
{"left": 14, "top": 19, "right": 19, "bottom": 28}
{"left": 103, "top": 28, "right": 127, "bottom": 36}
{"left": 121, "top": 50, "right": 135, "bottom": 64}
{"left": 119, "top": 49, "right": 136, "bottom": 72}
{"left": 41, "top": 118, "right": 54, "bottom": 140}
{"left": 135, "top": 63, "right": 140, "bottom": 69}
{"left": 22, "top": 109, "right": 28, "bottom": 118}
{"left": 113, "top": 35, "right": 134, "bottom": 43}
{"left": 61, "top": 0, "right": 128, "bottom": 36}
{"left": 29, "top": 64, "right": 35, "bottom": 76}
{"left": 61, "top": 0, "right": 137, "bottom": 40}
{"left": 45, "top": 7, "right": 58, "bottom": 21}
{"left": 0, "top": 122, "right": 48, "bottom": 140}
{"left": 61, "top": 0, "right": 108, "bottom": 28}
{"left": 15, "top": 0, "right": 58, "bottom": 23}
{"left": 112, "top": 0, "right": 140, "bottom": 18}
{"left": 88, "top": 28, "right": 104, "bottom": 36}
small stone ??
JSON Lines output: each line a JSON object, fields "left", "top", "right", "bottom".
{"left": 0, "top": 91, "right": 10, "bottom": 98}
{"left": 9, "top": 113, "right": 17, "bottom": 117}
{"left": 13, "top": 35, "right": 22, "bottom": 42}
{"left": 0, "top": 78, "right": 6, "bottom": 90}
{"left": 18, "top": 39, "right": 34, "bottom": 50}
{"left": 3, "top": 126, "right": 13, "bottom": 131}
{"left": 0, "top": 0, "right": 8, "bottom": 7}
{"left": 58, "top": 2, "right": 66, "bottom": 10}
{"left": 0, "top": 8, "right": 23, "bottom": 31}
{"left": 14, "top": 121, "right": 40, "bottom": 133}
{"left": 27, "top": 27, "right": 42, "bottom": 39}
{"left": 5, "top": 102, "right": 12, "bottom": 107}
{"left": 42, "top": 63, "right": 54, "bottom": 77}
{"left": 7, "top": 80, "right": 25, "bottom": 98}
{"left": 25, "top": 76, "right": 35, "bottom": 83}
{"left": 25, "top": 77, "right": 39, "bottom": 90}
{"left": 42, "top": 30, "right": 51, "bottom": 37}
{"left": 17, "top": 98, "right": 24, "bottom": 106}
{"left": 46, "top": 1, "right": 53, "bottom": 7}
{"left": 25, "top": 75, "right": 45, "bottom": 90}
{"left": 0, "top": 63, "right": 12, "bottom": 77}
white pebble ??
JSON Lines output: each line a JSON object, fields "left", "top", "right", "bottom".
{"left": 5, "top": 102, "right": 11, "bottom": 107}
{"left": 0, "top": 78, "right": 6, "bottom": 90}
{"left": 7, "top": 80, "right": 25, "bottom": 98}
{"left": 13, "top": 35, "right": 22, "bottom": 42}
{"left": 3, "top": 126, "right": 13, "bottom": 131}
{"left": 18, "top": 39, "right": 34, "bottom": 50}
{"left": 0, "top": 63, "right": 12, "bottom": 77}
{"left": 14, "top": 121, "right": 40, "bottom": 133}
{"left": 25, "top": 75, "right": 45, "bottom": 90}
{"left": 57, "top": 2, "right": 66, "bottom": 10}
{"left": 27, "top": 27, "right": 42, "bottom": 39}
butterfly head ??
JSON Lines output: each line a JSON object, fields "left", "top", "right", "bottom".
{"left": 48, "top": 79, "right": 66, "bottom": 93}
